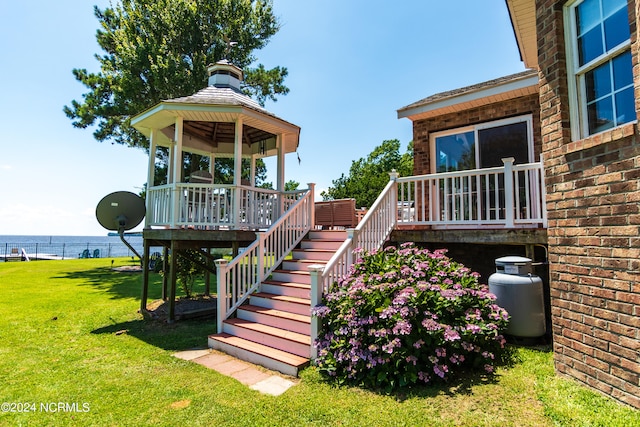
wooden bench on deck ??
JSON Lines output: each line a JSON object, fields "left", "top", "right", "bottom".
{"left": 314, "top": 198, "right": 358, "bottom": 229}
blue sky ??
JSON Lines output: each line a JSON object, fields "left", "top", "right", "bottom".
{"left": 0, "top": 1, "right": 526, "bottom": 236}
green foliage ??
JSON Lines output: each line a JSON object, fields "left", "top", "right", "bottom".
{"left": 170, "top": 249, "right": 214, "bottom": 298}
{"left": 321, "top": 139, "right": 413, "bottom": 208}
{"left": 244, "top": 63, "right": 290, "bottom": 106}
{"left": 314, "top": 243, "right": 509, "bottom": 391}
{"left": 64, "top": 0, "right": 286, "bottom": 149}
{"left": 284, "top": 180, "right": 300, "bottom": 191}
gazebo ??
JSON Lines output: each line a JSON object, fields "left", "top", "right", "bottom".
{"left": 131, "top": 60, "right": 303, "bottom": 320}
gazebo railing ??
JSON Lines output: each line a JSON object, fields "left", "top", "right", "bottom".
{"left": 146, "top": 183, "right": 307, "bottom": 230}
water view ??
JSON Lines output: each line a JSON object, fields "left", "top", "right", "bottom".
{"left": 0, "top": 234, "right": 144, "bottom": 261}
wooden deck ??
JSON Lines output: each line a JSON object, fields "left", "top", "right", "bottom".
{"left": 390, "top": 226, "right": 547, "bottom": 246}
{"left": 143, "top": 228, "right": 257, "bottom": 251}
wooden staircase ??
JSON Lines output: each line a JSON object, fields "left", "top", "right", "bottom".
{"left": 208, "top": 230, "right": 346, "bottom": 377}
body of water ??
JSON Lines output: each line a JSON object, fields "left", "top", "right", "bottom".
{"left": 0, "top": 235, "right": 144, "bottom": 261}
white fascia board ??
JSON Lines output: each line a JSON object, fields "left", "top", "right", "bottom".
{"left": 132, "top": 102, "right": 243, "bottom": 130}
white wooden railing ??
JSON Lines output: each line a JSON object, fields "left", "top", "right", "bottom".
{"left": 215, "top": 185, "right": 315, "bottom": 333}
{"left": 309, "top": 172, "right": 400, "bottom": 357}
{"left": 309, "top": 158, "right": 546, "bottom": 358}
{"left": 311, "top": 172, "right": 400, "bottom": 295}
{"left": 395, "top": 158, "right": 547, "bottom": 228}
{"left": 146, "top": 183, "right": 306, "bottom": 230}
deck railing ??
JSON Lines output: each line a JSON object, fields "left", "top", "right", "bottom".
{"left": 314, "top": 172, "right": 399, "bottom": 295}
{"left": 146, "top": 183, "right": 306, "bottom": 230}
{"left": 309, "top": 158, "right": 546, "bottom": 358}
{"left": 395, "top": 158, "right": 547, "bottom": 228}
{"left": 215, "top": 185, "right": 315, "bottom": 333}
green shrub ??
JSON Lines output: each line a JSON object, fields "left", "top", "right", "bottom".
{"left": 313, "top": 243, "right": 509, "bottom": 390}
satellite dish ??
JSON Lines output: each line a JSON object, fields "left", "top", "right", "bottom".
{"left": 96, "top": 191, "right": 145, "bottom": 231}
{"left": 96, "top": 191, "right": 145, "bottom": 263}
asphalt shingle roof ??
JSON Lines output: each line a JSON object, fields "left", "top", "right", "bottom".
{"left": 165, "top": 85, "right": 278, "bottom": 119}
{"left": 399, "top": 69, "right": 538, "bottom": 112}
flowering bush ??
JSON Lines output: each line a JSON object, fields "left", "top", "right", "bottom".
{"left": 313, "top": 243, "right": 509, "bottom": 390}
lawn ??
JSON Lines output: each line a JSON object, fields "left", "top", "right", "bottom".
{"left": 0, "top": 258, "right": 638, "bottom": 426}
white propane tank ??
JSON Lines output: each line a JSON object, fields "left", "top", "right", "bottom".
{"left": 488, "top": 256, "right": 546, "bottom": 338}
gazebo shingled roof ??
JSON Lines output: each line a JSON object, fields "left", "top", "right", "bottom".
{"left": 132, "top": 61, "right": 300, "bottom": 159}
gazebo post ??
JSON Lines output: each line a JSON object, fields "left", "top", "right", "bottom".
{"left": 169, "top": 117, "right": 184, "bottom": 227}
{"left": 233, "top": 117, "right": 244, "bottom": 228}
{"left": 168, "top": 239, "right": 177, "bottom": 323}
{"left": 174, "top": 117, "right": 184, "bottom": 182}
{"left": 276, "top": 134, "right": 285, "bottom": 216}
{"left": 209, "top": 153, "right": 215, "bottom": 183}
{"left": 140, "top": 240, "right": 150, "bottom": 315}
{"left": 250, "top": 155, "right": 256, "bottom": 186}
{"left": 145, "top": 128, "right": 157, "bottom": 228}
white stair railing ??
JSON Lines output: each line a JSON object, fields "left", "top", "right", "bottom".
{"left": 215, "top": 184, "right": 315, "bottom": 333}
{"left": 309, "top": 172, "right": 399, "bottom": 357}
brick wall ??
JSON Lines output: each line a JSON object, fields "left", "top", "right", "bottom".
{"left": 412, "top": 94, "right": 541, "bottom": 175}
{"left": 538, "top": 0, "right": 640, "bottom": 409}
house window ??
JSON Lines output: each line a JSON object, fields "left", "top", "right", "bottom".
{"left": 431, "top": 115, "right": 533, "bottom": 173}
{"left": 565, "top": 0, "right": 635, "bottom": 137}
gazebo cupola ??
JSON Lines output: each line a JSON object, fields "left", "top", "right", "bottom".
{"left": 208, "top": 60, "right": 243, "bottom": 89}
{"left": 131, "top": 59, "right": 301, "bottom": 230}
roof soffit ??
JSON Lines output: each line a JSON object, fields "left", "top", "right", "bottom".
{"left": 131, "top": 102, "right": 300, "bottom": 152}
{"left": 506, "top": 0, "right": 538, "bottom": 69}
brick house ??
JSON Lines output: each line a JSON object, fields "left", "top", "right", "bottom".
{"left": 505, "top": 0, "right": 640, "bottom": 409}
{"left": 397, "top": 0, "right": 639, "bottom": 409}
{"left": 395, "top": 70, "right": 548, "bottom": 281}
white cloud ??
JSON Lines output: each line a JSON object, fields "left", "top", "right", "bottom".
{"left": 0, "top": 203, "right": 104, "bottom": 236}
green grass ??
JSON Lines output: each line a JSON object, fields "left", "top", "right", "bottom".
{"left": 0, "top": 258, "right": 638, "bottom": 426}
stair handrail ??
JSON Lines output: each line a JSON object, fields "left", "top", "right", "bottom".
{"left": 309, "top": 172, "right": 399, "bottom": 357}
{"left": 215, "top": 184, "right": 315, "bottom": 333}
{"left": 315, "top": 171, "right": 398, "bottom": 293}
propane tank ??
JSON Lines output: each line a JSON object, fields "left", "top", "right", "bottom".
{"left": 489, "top": 256, "right": 545, "bottom": 338}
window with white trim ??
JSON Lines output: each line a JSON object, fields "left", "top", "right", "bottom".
{"left": 565, "top": 0, "right": 635, "bottom": 138}
{"left": 431, "top": 115, "right": 533, "bottom": 173}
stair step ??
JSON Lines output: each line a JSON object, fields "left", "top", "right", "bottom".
{"left": 271, "top": 270, "right": 311, "bottom": 284}
{"left": 300, "top": 239, "right": 344, "bottom": 250}
{"left": 222, "top": 318, "right": 310, "bottom": 357}
{"left": 308, "top": 230, "right": 348, "bottom": 240}
{"left": 251, "top": 292, "right": 311, "bottom": 316}
{"left": 262, "top": 280, "right": 310, "bottom": 299}
{"left": 282, "top": 258, "right": 328, "bottom": 270}
{"left": 292, "top": 249, "right": 337, "bottom": 262}
{"left": 238, "top": 304, "right": 310, "bottom": 335}
{"left": 208, "top": 333, "right": 309, "bottom": 377}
